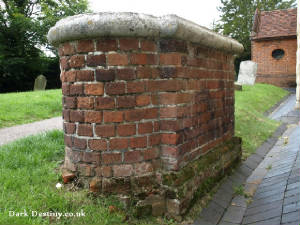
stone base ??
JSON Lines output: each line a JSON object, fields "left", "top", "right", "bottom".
{"left": 234, "top": 83, "right": 243, "bottom": 91}
{"left": 63, "top": 137, "right": 242, "bottom": 219}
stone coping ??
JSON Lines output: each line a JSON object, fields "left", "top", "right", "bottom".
{"left": 47, "top": 12, "right": 243, "bottom": 54}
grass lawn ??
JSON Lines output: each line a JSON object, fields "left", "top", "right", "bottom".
{"left": 235, "top": 83, "right": 288, "bottom": 158}
{"left": 0, "top": 89, "right": 62, "bottom": 128}
{"left": 0, "top": 131, "right": 175, "bottom": 225}
{"left": 0, "top": 83, "right": 289, "bottom": 224}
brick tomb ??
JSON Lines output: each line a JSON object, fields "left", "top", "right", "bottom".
{"left": 48, "top": 12, "right": 244, "bottom": 219}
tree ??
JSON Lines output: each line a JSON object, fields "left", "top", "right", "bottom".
{"left": 0, "top": 0, "right": 89, "bottom": 92}
{"left": 214, "top": 0, "right": 296, "bottom": 73}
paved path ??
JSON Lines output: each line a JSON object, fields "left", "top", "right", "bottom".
{"left": 195, "top": 93, "right": 300, "bottom": 225}
{"left": 0, "top": 117, "right": 63, "bottom": 146}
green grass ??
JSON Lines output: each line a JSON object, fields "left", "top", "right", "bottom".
{"left": 235, "top": 83, "right": 289, "bottom": 158}
{"left": 0, "top": 131, "right": 175, "bottom": 225}
{"left": 0, "top": 89, "right": 62, "bottom": 128}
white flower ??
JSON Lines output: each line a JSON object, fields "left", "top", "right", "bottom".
{"left": 56, "top": 183, "right": 62, "bottom": 189}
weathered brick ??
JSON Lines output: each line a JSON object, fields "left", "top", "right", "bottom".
{"left": 103, "top": 111, "right": 123, "bottom": 123}
{"left": 64, "top": 70, "right": 76, "bottom": 82}
{"left": 119, "top": 38, "right": 139, "bottom": 51}
{"left": 138, "top": 122, "right": 153, "bottom": 134}
{"left": 159, "top": 53, "right": 183, "bottom": 65}
{"left": 126, "top": 81, "right": 146, "bottom": 93}
{"left": 137, "top": 67, "right": 159, "bottom": 79}
{"left": 62, "top": 83, "right": 70, "bottom": 95}
{"left": 95, "top": 69, "right": 115, "bottom": 82}
{"left": 159, "top": 67, "right": 177, "bottom": 78}
{"left": 105, "top": 82, "right": 126, "bottom": 95}
{"left": 84, "top": 111, "right": 102, "bottom": 123}
{"left": 96, "top": 39, "right": 118, "bottom": 52}
{"left": 69, "top": 84, "right": 83, "bottom": 95}
{"left": 117, "top": 124, "right": 136, "bottom": 136}
{"left": 116, "top": 96, "right": 136, "bottom": 108}
{"left": 159, "top": 39, "right": 187, "bottom": 53}
{"left": 77, "top": 97, "right": 94, "bottom": 109}
{"left": 73, "top": 137, "right": 87, "bottom": 149}
{"left": 64, "top": 122, "right": 76, "bottom": 134}
{"left": 83, "top": 152, "right": 100, "bottom": 164}
{"left": 63, "top": 97, "right": 77, "bottom": 109}
{"left": 86, "top": 54, "right": 106, "bottom": 67}
{"left": 161, "top": 146, "right": 180, "bottom": 158}
{"left": 70, "top": 110, "right": 84, "bottom": 122}
{"left": 109, "top": 138, "right": 129, "bottom": 150}
{"left": 130, "top": 136, "right": 147, "bottom": 148}
{"left": 88, "top": 139, "right": 107, "bottom": 151}
{"left": 77, "top": 40, "right": 94, "bottom": 53}
{"left": 95, "top": 124, "right": 115, "bottom": 137}
{"left": 124, "top": 151, "right": 142, "bottom": 163}
{"left": 62, "top": 42, "right": 76, "bottom": 55}
{"left": 69, "top": 55, "right": 85, "bottom": 68}
{"left": 77, "top": 124, "right": 93, "bottom": 137}
{"left": 160, "top": 120, "right": 180, "bottom": 131}
{"left": 116, "top": 68, "right": 136, "bottom": 80}
{"left": 160, "top": 107, "right": 177, "bottom": 118}
{"left": 159, "top": 93, "right": 193, "bottom": 104}
{"left": 136, "top": 95, "right": 151, "bottom": 106}
{"left": 84, "top": 83, "right": 104, "bottom": 96}
{"left": 125, "top": 108, "right": 158, "bottom": 122}
{"left": 143, "top": 147, "right": 159, "bottom": 160}
{"left": 98, "top": 166, "right": 112, "bottom": 177}
{"left": 148, "top": 80, "right": 183, "bottom": 92}
{"left": 76, "top": 70, "right": 94, "bottom": 81}
{"left": 63, "top": 109, "right": 70, "bottom": 121}
{"left": 149, "top": 134, "right": 161, "bottom": 146}
{"left": 161, "top": 133, "right": 181, "bottom": 145}
{"left": 107, "top": 53, "right": 129, "bottom": 66}
{"left": 134, "top": 162, "right": 153, "bottom": 176}
{"left": 95, "top": 97, "right": 115, "bottom": 109}
{"left": 130, "top": 53, "right": 157, "bottom": 65}
{"left": 140, "top": 40, "right": 157, "bottom": 52}
{"left": 64, "top": 135, "right": 72, "bottom": 147}
{"left": 113, "top": 164, "right": 133, "bottom": 177}
{"left": 60, "top": 57, "right": 70, "bottom": 70}
{"left": 102, "top": 152, "right": 122, "bottom": 164}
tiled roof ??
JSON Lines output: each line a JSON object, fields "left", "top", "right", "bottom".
{"left": 251, "top": 8, "right": 297, "bottom": 40}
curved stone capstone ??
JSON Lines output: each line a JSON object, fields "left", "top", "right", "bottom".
{"left": 47, "top": 12, "right": 244, "bottom": 54}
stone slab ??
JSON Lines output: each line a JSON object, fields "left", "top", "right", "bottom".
{"left": 47, "top": 12, "right": 244, "bottom": 54}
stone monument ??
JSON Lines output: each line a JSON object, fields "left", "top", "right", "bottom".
{"left": 34, "top": 75, "right": 47, "bottom": 91}
{"left": 237, "top": 60, "right": 258, "bottom": 85}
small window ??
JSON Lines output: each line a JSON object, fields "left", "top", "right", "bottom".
{"left": 272, "top": 49, "right": 285, "bottom": 59}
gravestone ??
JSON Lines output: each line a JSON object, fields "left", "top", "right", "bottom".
{"left": 237, "top": 60, "right": 258, "bottom": 85}
{"left": 34, "top": 75, "right": 47, "bottom": 91}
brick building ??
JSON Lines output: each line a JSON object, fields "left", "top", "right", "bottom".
{"left": 251, "top": 8, "right": 297, "bottom": 87}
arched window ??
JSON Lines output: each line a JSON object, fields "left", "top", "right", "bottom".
{"left": 272, "top": 49, "right": 285, "bottom": 59}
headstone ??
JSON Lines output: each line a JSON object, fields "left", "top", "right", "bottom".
{"left": 237, "top": 61, "right": 258, "bottom": 85}
{"left": 34, "top": 75, "right": 47, "bottom": 91}
{"left": 234, "top": 83, "right": 243, "bottom": 91}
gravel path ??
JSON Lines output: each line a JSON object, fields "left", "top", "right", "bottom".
{"left": 0, "top": 117, "right": 63, "bottom": 146}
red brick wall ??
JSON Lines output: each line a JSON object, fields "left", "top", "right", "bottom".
{"left": 58, "top": 37, "right": 241, "bottom": 218}
{"left": 252, "top": 38, "right": 297, "bottom": 87}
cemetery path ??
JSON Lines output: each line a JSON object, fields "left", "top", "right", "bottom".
{"left": 0, "top": 117, "right": 63, "bottom": 146}
{"left": 194, "top": 92, "right": 300, "bottom": 225}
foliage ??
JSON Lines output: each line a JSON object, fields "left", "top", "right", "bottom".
{"left": 0, "top": 89, "right": 62, "bottom": 128}
{"left": 214, "top": 0, "right": 297, "bottom": 73}
{"left": 0, "top": 0, "right": 89, "bottom": 92}
{"left": 235, "top": 83, "right": 288, "bottom": 158}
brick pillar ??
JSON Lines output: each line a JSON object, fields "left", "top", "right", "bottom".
{"left": 48, "top": 12, "right": 243, "bottom": 219}
{"left": 296, "top": 6, "right": 300, "bottom": 108}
